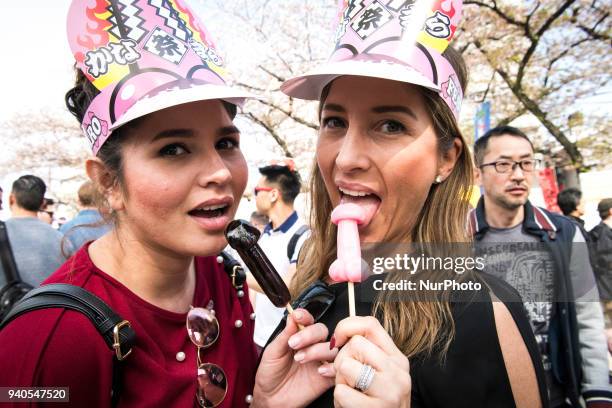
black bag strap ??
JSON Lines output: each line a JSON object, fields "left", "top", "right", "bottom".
{"left": 287, "top": 225, "right": 309, "bottom": 261}
{"left": 1, "top": 283, "right": 135, "bottom": 357}
{"left": 219, "top": 250, "right": 246, "bottom": 289}
{"left": 0, "top": 221, "right": 21, "bottom": 284}
{"left": 0, "top": 283, "right": 135, "bottom": 407}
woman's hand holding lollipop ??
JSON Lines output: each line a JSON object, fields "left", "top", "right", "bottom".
{"left": 330, "top": 316, "right": 412, "bottom": 408}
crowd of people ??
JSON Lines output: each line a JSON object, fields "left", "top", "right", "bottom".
{"left": 0, "top": 0, "right": 611, "bottom": 407}
{"left": 0, "top": 177, "right": 109, "bottom": 290}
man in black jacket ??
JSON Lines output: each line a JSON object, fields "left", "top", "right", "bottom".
{"left": 590, "top": 198, "right": 612, "bottom": 352}
{"left": 558, "top": 188, "right": 588, "bottom": 232}
{"left": 471, "top": 126, "right": 611, "bottom": 407}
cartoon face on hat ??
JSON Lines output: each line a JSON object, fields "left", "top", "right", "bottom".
{"left": 281, "top": 0, "right": 463, "bottom": 120}
{"left": 67, "top": 0, "right": 251, "bottom": 155}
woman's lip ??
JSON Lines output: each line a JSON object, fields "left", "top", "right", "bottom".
{"left": 189, "top": 212, "right": 232, "bottom": 232}
{"left": 189, "top": 196, "right": 234, "bottom": 212}
{"left": 335, "top": 180, "right": 379, "bottom": 197}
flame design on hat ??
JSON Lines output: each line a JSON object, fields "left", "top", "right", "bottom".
{"left": 282, "top": 0, "right": 463, "bottom": 120}
{"left": 67, "top": 0, "right": 250, "bottom": 154}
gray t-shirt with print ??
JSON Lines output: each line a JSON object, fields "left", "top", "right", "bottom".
{"left": 0, "top": 217, "right": 70, "bottom": 288}
{"left": 477, "top": 223, "right": 564, "bottom": 405}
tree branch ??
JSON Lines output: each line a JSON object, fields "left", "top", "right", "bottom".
{"left": 536, "top": 0, "right": 577, "bottom": 38}
{"left": 257, "top": 65, "right": 286, "bottom": 82}
{"left": 497, "top": 107, "right": 528, "bottom": 127}
{"left": 463, "top": 1, "right": 525, "bottom": 27}
{"left": 235, "top": 82, "right": 267, "bottom": 92}
{"left": 473, "top": 41, "right": 583, "bottom": 167}
{"left": 496, "top": 68, "right": 583, "bottom": 166}
{"left": 254, "top": 99, "right": 319, "bottom": 130}
{"left": 244, "top": 112, "right": 293, "bottom": 158}
{"left": 542, "top": 37, "right": 592, "bottom": 87}
{"left": 578, "top": 9, "right": 611, "bottom": 42}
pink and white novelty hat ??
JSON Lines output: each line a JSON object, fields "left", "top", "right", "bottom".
{"left": 281, "top": 0, "right": 463, "bottom": 120}
{"left": 67, "top": 0, "right": 252, "bottom": 155}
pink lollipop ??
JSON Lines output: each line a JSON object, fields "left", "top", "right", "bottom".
{"left": 329, "top": 203, "right": 366, "bottom": 316}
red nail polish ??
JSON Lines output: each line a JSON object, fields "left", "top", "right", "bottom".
{"left": 329, "top": 336, "right": 336, "bottom": 350}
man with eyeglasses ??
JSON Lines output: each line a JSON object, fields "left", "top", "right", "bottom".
{"left": 250, "top": 159, "right": 309, "bottom": 353}
{"left": 470, "top": 126, "right": 611, "bottom": 407}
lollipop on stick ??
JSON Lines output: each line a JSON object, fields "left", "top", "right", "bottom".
{"left": 225, "top": 220, "right": 300, "bottom": 322}
{"left": 329, "top": 203, "right": 366, "bottom": 317}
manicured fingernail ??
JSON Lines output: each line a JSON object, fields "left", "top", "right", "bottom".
{"left": 293, "top": 352, "right": 305, "bottom": 362}
{"left": 293, "top": 310, "right": 303, "bottom": 320}
{"left": 318, "top": 366, "right": 329, "bottom": 375}
{"left": 329, "top": 336, "right": 336, "bottom": 350}
{"left": 288, "top": 335, "right": 301, "bottom": 349}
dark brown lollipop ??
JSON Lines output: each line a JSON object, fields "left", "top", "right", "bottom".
{"left": 225, "top": 220, "right": 291, "bottom": 307}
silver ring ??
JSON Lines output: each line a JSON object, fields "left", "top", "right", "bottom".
{"left": 354, "top": 363, "right": 375, "bottom": 392}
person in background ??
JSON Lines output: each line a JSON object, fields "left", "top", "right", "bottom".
{"left": 589, "top": 198, "right": 612, "bottom": 352}
{"left": 60, "top": 180, "right": 111, "bottom": 251}
{"left": 472, "top": 125, "right": 611, "bottom": 407}
{"left": 251, "top": 159, "right": 309, "bottom": 352}
{"left": 249, "top": 211, "right": 270, "bottom": 233}
{"left": 2, "top": 175, "right": 70, "bottom": 287}
{"left": 37, "top": 198, "right": 55, "bottom": 225}
{"left": 558, "top": 188, "right": 590, "bottom": 238}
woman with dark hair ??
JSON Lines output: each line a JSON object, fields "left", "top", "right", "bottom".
{"left": 258, "top": 1, "right": 549, "bottom": 407}
{"left": 0, "top": 1, "right": 337, "bottom": 407}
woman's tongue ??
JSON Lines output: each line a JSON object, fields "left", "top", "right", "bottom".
{"left": 340, "top": 194, "right": 381, "bottom": 228}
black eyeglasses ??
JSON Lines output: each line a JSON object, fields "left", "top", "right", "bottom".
{"left": 290, "top": 280, "right": 336, "bottom": 322}
{"left": 258, "top": 280, "right": 336, "bottom": 361}
{"left": 479, "top": 159, "right": 539, "bottom": 174}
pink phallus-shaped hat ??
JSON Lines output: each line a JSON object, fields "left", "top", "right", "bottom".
{"left": 67, "top": 0, "right": 252, "bottom": 155}
{"left": 281, "top": 0, "right": 464, "bottom": 120}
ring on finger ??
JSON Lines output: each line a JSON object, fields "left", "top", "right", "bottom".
{"left": 354, "top": 363, "right": 375, "bottom": 392}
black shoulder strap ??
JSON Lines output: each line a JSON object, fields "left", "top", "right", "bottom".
{"left": 287, "top": 225, "right": 309, "bottom": 261}
{"left": 0, "top": 221, "right": 21, "bottom": 284}
{"left": 1, "top": 284, "right": 135, "bottom": 353}
{"left": 0, "top": 283, "right": 135, "bottom": 407}
{"left": 219, "top": 250, "right": 247, "bottom": 290}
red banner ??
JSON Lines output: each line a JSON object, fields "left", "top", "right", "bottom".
{"left": 537, "top": 168, "right": 561, "bottom": 213}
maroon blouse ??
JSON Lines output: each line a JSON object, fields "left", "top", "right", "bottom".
{"left": 0, "top": 243, "right": 258, "bottom": 407}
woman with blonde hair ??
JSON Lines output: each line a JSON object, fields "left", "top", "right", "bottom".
{"left": 258, "top": 1, "right": 549, "bottom": 407}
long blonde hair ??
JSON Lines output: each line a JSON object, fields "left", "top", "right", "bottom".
{"left": 291, "top": 47, "right": 474, "bottom": 359}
